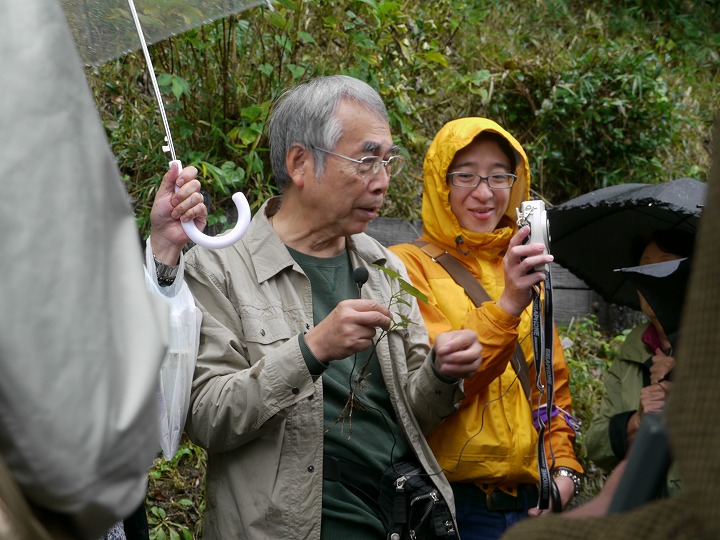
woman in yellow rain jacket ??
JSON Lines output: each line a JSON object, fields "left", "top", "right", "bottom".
{"left": 390, "top": 117, "right": 583, "bottom": 540}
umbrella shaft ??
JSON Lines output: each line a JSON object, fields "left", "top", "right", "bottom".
{"left": 126, "top": 0, "right": 176, "bottom": 161}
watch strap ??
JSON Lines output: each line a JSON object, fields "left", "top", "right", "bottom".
{"left": 153, "top": 255, "right": 179, "bottom": 286}
{"left": 553, "top": 467, "right": 581, "bottom": 498}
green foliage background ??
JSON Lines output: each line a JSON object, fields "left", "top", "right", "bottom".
{"left": 82, "top": 1, "right": 717, "bottom": 537}
{"left": 86, "top": 0, "right": 719, "bottom": 237}
{"left": 559, "top": 316, "right": 626, "bottom": 505}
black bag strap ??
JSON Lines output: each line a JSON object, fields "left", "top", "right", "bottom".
{"left": 412, "top": 240, "right": 532, "bottom": 400}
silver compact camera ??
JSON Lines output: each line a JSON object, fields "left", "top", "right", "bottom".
{"left": 516, "top": 200, "right": 551, "bottom": 273}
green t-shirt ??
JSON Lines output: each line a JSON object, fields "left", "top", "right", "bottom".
{"left": 287, "top": 247, "right": 412, "bottom": 539}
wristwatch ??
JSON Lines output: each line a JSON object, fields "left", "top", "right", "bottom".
{"left": 553, "top": 467, "right": 581, "bottom": 498}
{"left": 153, "top": 255, "right": 179, "bottom": 287}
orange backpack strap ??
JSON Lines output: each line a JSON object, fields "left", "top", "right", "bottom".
{"left": 411, "top": 240, "right": 532, "bottom": 400}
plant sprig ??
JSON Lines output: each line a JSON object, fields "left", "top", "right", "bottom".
{"left": 327, "top": 264, "right": 428, "bottom": 438}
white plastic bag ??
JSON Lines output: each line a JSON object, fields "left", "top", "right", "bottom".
{"left": 145, "top": 242, "right": 202, "bottom": 460}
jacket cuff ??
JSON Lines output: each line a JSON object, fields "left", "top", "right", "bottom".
{"left": 484, "top": 301, "right": 522, "bottom": 328}
{"left": 429, "top": 349, "right": 460, "bottom": 384}
{"left": 298, "top": 332, "right": 327, "bottom": 378}
{"left": 609, "top": 410, "right": 636, "bottom": 460}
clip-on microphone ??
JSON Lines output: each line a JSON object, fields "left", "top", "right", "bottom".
{"left": 353, "top": 267, "right": 369, "bottom": 296}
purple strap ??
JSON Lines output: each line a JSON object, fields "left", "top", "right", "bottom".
{"left": 532, "top": 404, "right": 580, "bottom": 434}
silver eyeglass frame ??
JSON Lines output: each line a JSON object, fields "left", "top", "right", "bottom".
{"left": 313, "top": 147, "right": 405, "bottom": 177}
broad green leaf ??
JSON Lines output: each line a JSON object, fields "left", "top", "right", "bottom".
{"left": 398, "top": 279, "right": 427, "bottom": 303}
{"left": 238, "top": 126, "right": 260, "bottom": 146}
{"left": 417, "top": 51, "right": 448, "bottom": 67}
{"left": 374, "top": 264, "right": 401, "bottom": 280}
{"left": 150, "top": 506, "right": 166, "bottom": 519}
{"left": 266, "top": 11, "right": 287, "bottom": 30}
{"left": 356, "top": 0, "right": 379, "bottom": 9}
{"left": 298, "top": 31, "right": 316, "bottom": 44}
{"left": 156, "top": 73, "right": 173, "bottom": 86}
{"left": 258, "top": 63, "right": 273, "bottom": 77}
{"left": 470, "top": 69, "right": 491, "bottom": 85}
{"left": 241, "top": 104, "right": 263, "bottom": 122}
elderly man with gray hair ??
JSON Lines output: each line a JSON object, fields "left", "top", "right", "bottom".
{"left": 183, "top": 75, "right": 483, "bottom": 539}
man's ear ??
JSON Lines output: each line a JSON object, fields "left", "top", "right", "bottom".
{"left": 286, "top": 144, "right": 312, "bottom": 187}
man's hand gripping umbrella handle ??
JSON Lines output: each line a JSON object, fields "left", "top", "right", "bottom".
{"left": 170, "top": 160, "right": 251, "bottom": 249}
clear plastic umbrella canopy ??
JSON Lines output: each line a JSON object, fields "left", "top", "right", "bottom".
{"left": 60, "top": 0, "right": 270, "bottom": 66}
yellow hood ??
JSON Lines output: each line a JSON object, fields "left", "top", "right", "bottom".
{"left": 421, "top": 117, "right": 531, "bottom": 251}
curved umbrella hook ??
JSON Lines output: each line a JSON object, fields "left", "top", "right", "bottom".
{"left": 170, "top": 160, "right": 251, "bottom": 249}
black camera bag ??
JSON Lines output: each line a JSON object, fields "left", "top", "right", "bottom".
{"left": 378, "top": 460, "right": 457, "bottom": 539}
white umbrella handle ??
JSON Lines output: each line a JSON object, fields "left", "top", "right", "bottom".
{"left": 171, "top": 160, "right": 251, "bottom": 249}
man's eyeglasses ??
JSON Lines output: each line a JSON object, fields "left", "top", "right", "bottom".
{"left": 447, "top": 172, "right": 517, "bottom": 190}
{"left": 313, "top": 147, "right": 405, "bottom": 178}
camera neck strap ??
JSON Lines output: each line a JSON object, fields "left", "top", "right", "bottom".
{"left": 531, "top": 269, "right": 561, "bottom": 512}
{"left": 411, "top": 241, "right": 531, "bottom": 400}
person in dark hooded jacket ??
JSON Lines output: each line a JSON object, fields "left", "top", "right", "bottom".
{"left": 585, "top": 228, "right": 695, "bottom": 496}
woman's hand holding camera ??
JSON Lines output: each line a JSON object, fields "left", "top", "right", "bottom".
{"left": 497, "top": 226, "right": 554, "bottom": 317}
